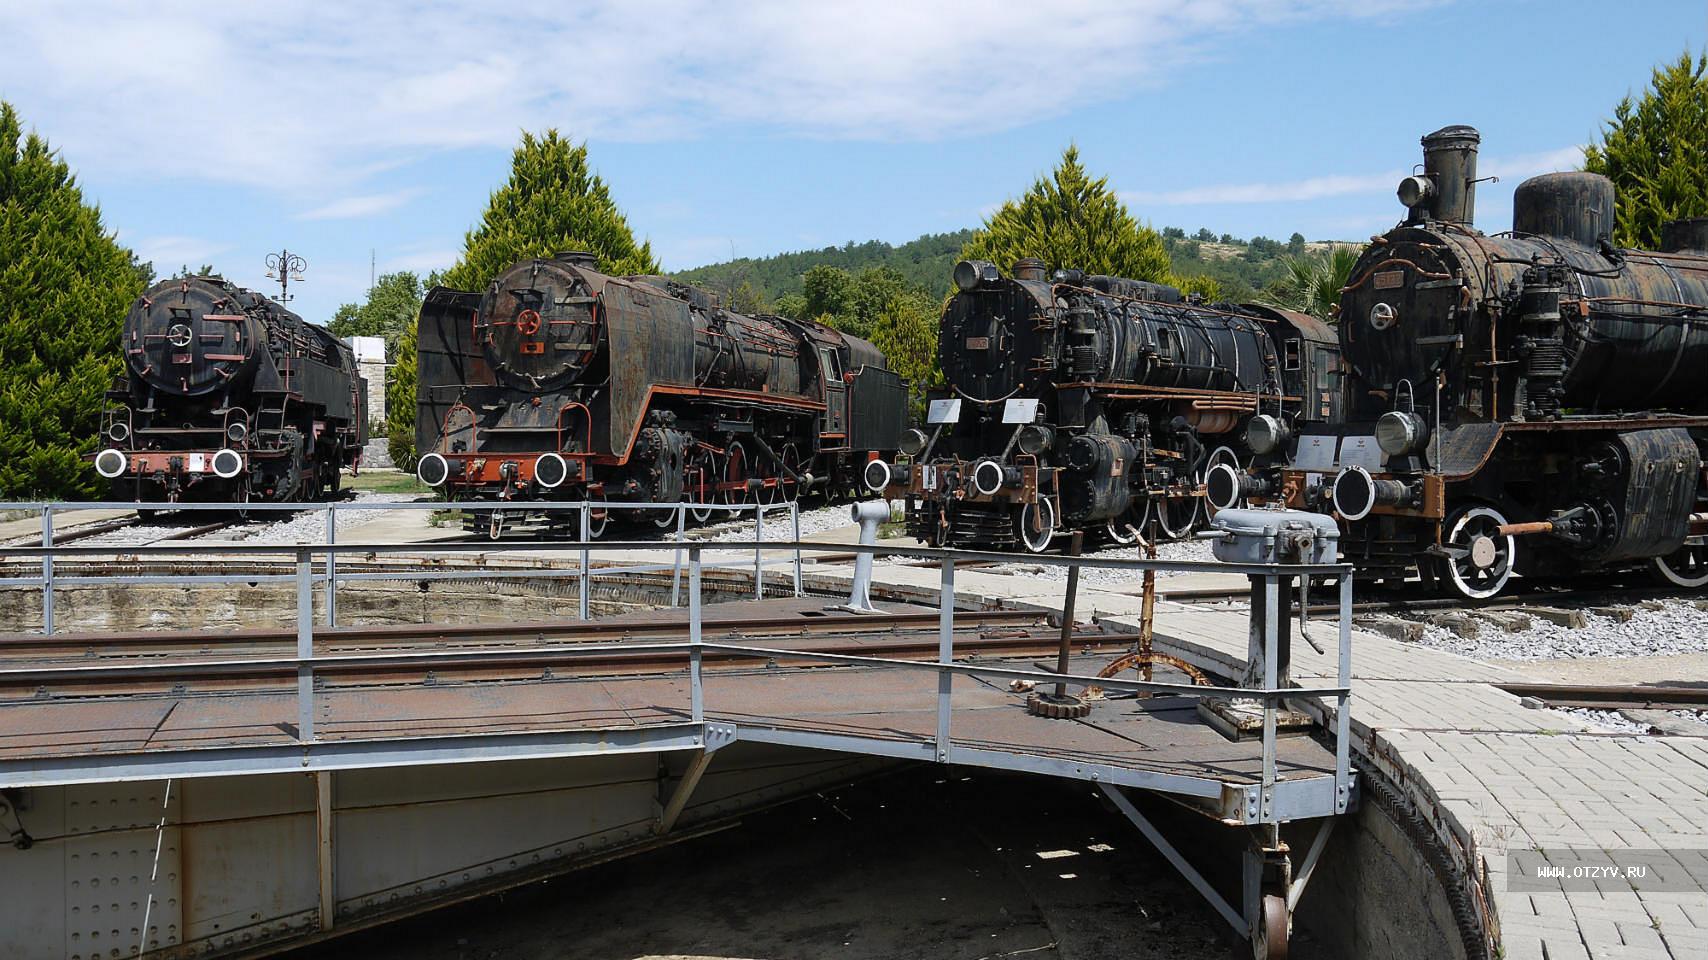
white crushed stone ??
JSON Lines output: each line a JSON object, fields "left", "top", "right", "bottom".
{"left": 1404, "top": 599, "right": 1708, "bottom": 661}
{"left": 1669, "top": 709, "right": 1708, "bottom": 728}
{"left": 702, "top": 501, "right": 861, "bottom": 544}
{"left": 985, "top": 536, "right": 1216, "bottom": 583}
{"left": 1554, "top": 707, "right": 1655, "bottom": 735}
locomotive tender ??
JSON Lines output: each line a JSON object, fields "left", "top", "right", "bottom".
{"left": 93, "top": 276, "right": 367, "bottom": 504}
{"left": 867, "top": 257, "right": 1341, "bottom": 551}
{"left": 413, "top": 252, "right": 907, "bottom": 533}
{"left": 1208, "top": 125, "right": 1708, "bottom": 599}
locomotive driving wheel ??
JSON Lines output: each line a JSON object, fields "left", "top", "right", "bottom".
{"left": 1434, "top": 505, "right": 1516, "bottom": 600}
{"left": 687, "top": 449, "right": 718, "bottom": 523}
{"left": 1015, "top": 498, "right": 1056, "bottom": 553}
{"left": 1103, "top": 498, "right": 1152, "bottom": 546}
{"left": 721, "top": 440, "right": 752, "bottom": 516}
{"left": 778, "top": 443, "right": 803, "bottom": 504}
{"left": 1652, "top": 542, "right": 1708, "bottom": 589}
{"left": 1155, "top": 491, "right": 1200, "bottom": 541}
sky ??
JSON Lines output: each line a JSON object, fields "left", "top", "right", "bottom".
{"left": 2, "top": 0, "right": 1704, "bottom": 326}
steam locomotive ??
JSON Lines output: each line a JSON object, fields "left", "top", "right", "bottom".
{"left": 93, "top": 276, "right": 368, "bottom": 503}
{"left": 413, "top": 252, "right": 907, "bottom": 534}
{"left": 865, "top": 257, "right": 1341, "bottom": 551}
{"left": 1207, "top": 126, "right": 1708, "bottom": 599}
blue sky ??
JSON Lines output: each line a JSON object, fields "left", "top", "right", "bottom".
{"left": 3, "top": 0, "right": 1704, "bottom": 326}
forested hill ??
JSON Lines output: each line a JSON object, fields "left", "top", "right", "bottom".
{"left": 673, "top": 226, "right": 1340, "bottom": 305}
{"left": 674, "top": 230, "right": 976, "bottom": 301}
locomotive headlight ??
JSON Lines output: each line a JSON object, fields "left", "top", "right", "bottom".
{"left": 225, "top": 421, "right": 247, "bottom": 444}
{"left": 1397, "top": 174, "right": 1435, "bottom": 210}
{"left": 898, "top": 428, "right": 929, "bottom": 458}
{"left": 863, "top": 458, "right": 893, "bottom": 493}
{"left": 1244, "top": 414, "right": 1291, "bottom": 456}
{"left": 107, "top": 421, "right": 130, "bottom": 443}
{"left": 94, "top": 448, "right": 128, "bottom": 479}
{"left": 1375, "top": 410, "right": 1430, "bottom": 457}
{"left": 972, "top": 459, "right": 1008, "bottom": 497}
{"left": 535, "top": 452, "right": 569, "bottom": 489}
{"left": 1016, "top": 424, "right": 1054, "bottom": 456}
{"left": 952, "top": 259, "right": 999, "bottom": 293}
{"left": 211, "top": 448, "right": 244, "bottom": 479}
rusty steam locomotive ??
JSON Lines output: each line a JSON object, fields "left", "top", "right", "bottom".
{"left": 1207, "top": 126, "right": 1708, "bottom": 599}
{"left": 93, "top": 276, "right": 368, "bottom": 504}
{"left": 413, "top": 252, "right": 907, "bottom": 534}
{"left": 866, "top": 257, "right": 1341, "bottom": 550}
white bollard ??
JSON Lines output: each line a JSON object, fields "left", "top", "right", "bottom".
{"left": 842, "top": 500, "right": 890, "bottom": 614}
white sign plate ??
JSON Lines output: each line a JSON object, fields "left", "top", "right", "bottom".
{"left": 920, "top": 465, "right": 938, "bottom": 491}
{"left": 1338, "top": 436, "right": 1385, "bottom": 471}
{"left": 1292, "top": 435, "right": 1336, "bottom": 471}
{"left": 1002, "top": 398, "right": 1039, "bottom": 424}
{"left": 188, "top": 453, "right": 207, "bottom": 473}
{"left": 926, "top": 398, "right": 962, "bottom": 425}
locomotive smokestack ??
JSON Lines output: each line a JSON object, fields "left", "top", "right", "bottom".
{"left": 1401, "top": 125, "right": 1480, "bottom": 227}
{"left": 1013, "top": 258, "right": 1047, "bottom": 282}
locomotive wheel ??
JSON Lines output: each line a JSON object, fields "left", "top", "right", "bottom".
{"left": 1015, "top": 498, "right": 1056, "bottom": 554}
{"left": 583, "top": 506, "right": 608, "bottom": 540}
{"left": 1104, "top": 498, "right": 1153, "bottom": 546}
{"left": 778, "top": 443, "right": 803, "bottom": 504}
{"left": 1204, "top": 446, "right": 1243, "bottom": 517}
{"left": 722, "top": 440, "right": 751, "bottom": 515}
{"left": 1438, "top": 505, "right": 1515, "bottom": 600}
{"left": 687, "top": 450, "right": 717, "bottom": 524}
{"left": 1155, "top": 493, "right": 1200, "bottom": 541}
{"left": 1652, "top": 543, "right": 1708, "bottom": 589}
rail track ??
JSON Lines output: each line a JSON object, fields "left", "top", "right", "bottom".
{"left": 1496, "top": 682, "right": 1708, "bottom": 712}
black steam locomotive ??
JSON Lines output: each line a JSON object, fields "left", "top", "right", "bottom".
{"left": 93, "top": 276, "right": 368, "bottom": 503}
{"left": 1210, "top": 126, "right": 1708, "bottom": 599}
{"left": 867, "top": 257, "right": 1341, "bottom": 551}
{"left": 413, "top": 252, "right": 907, "bottom": 535}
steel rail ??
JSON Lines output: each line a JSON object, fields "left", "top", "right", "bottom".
{"left": 1497, "top": 682, "right": 1708, "bottom": 711}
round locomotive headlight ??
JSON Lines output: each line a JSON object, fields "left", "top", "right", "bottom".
{"left": 211, "top": 448, "right": 244, "bottom": 479}
{"left": 972, "top": 459, "right": 1007, "bottom": 497}
{"left": 535, "top": 452, "right": 569, "bottom": 489}
{"left": 862, "top": 458, "right": 893, "bottom": 493}
{"left": 107, "top": 421, "right": 130, "bottom": 443}
{"left": 898, "top": 428, "right": 929, "bottom": 458}
{"left": 1332, "top": 466, "right": 1378, "bottom": 522}
{"left": 1244, "top": 414, "right": 1290, "bottom": 456}
{"left": 225, "top": 421, "right": 247, "bottom": 444}
{"left": 1397, "top": 174, "right": 1435, "bottom": 210}
{"left": 417, "top": 452, "right": 451, "bottom": 488}
{"left": 1375, "top": 410, "right": 1430, "bottom": 457}
{"left": 1205, "top": 463, "right": 1243, "bottom": 512}
{"left": 952, "top": 259, "right": 999, "bottom": 293}
{"left": 94, "top": 448, "right": 127, "bottom": 479}
{"left": 1016, "top": 424, "right": 1054, "bottom": 456}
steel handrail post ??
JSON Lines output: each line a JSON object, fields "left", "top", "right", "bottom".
{"left": 296, "top": 548, "right": 315, "bottom": 742}
{"left": 752, "top": 502, "right": 763, "bottom": 600}
{"left": 689, "top": 546, "right": 703, "bottom": 723}
{"left": 791, "top": 500, "right": 802, "bottom": 597}
{"left": 324, "top": 503, "right": 337, "bottom": 627}
{"left": 936, "top": 556, "right": 955, "bottom": 761}
{"left": 1261, "top": 574, "right": 1280, "bottom": 822}
{"left": 671, "top": 503, "right": 685, "bottom": 608}
{"left": 578, "top": 502, "right": 591, "bottom": 621}
{"left": 39, "top": 506, "right": 53, "bottom": 636}
{"left": 1335, "top": 570, "right": 1353, "bottom": 811}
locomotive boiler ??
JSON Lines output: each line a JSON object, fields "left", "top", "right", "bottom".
{"left": 1212, "top": 125, "right": 1708, "bottom": 599}
{"left": 866, "top": 257, "right": 1341, "bottom": 551}
{"left": 93, "top": 275, "right": 368, "bottom": 503}
{"left": 413, "top": 252, "right": 907, "bottom": 534}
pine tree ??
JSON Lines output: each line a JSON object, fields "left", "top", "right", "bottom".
{"left": 390, "top": 131, "right": 658, "bottom": 466}
{"left": 959, "top": 146, "right": 1173, "bottom": 283}
{"left": 0, "top": 102, "right": 146, "bottom": 498}
{"left": 1584, "top": 51, "right": 1708, "bottom": 249}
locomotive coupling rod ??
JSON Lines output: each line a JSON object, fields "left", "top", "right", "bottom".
{"left": 1496, "top": 520, "right": 1555, "bottom": 537}
{"left": 1053, "top": 531, "right": 1085, "bottom": 699}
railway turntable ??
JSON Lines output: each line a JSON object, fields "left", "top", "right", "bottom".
{"left": 0, "top": 532, "right": 1354, "bottom": 959}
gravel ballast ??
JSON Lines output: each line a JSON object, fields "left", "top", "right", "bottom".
{"left": 1402, "top": 599, "right": 1708, "bottom": 661}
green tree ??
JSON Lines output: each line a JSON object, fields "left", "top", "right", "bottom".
{"left": 870, "top": 293, "right": 942, "bottom": 418}
{"left": 0, "top": 102, "right": 146, "bottom": 498}
{"left": 1584, "top": 51, "right": 1708, "bottom": 249}
{"left": 389, "top": 130, "right": 658, "bottom": 466}
{"left": 959, "top": 145, "right": 1172, "bottom": 283}
{"left": 329, "top": 271, "right": 425, "bottom": 356}
{"left": 1259, "top": 245, "right": 1361, "bottom": 321}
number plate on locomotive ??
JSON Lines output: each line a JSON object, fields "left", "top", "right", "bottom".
{"left": 188, "top": 453, "right": 206, "bottom": 473}
{"left": 921, "top": 465, "right": 938, "bottom": 491}
{"left": 965, "top": 336, "right": 990, "bottom": 350}
{"left": 1373, "top": 270, "right": 1405, "bottom": 290}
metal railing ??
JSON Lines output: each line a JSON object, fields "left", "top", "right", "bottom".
{"left": 3, "top": 498, "right": 805, "bottom": 631}
{"left": 0, "top": 532, "right": 1355, "bottom": 823}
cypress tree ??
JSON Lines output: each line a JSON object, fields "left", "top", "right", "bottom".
{"left": 959, "top": 146, "right": 1173, "bottom": 283}
{"left": 0, "top": 102, "right": 146, "bottom": 499}
{"left": 390, "top": 131, "right": 657, "bottom": 465}
{"left": 1584, "top": 51, "right": 1708, "bottom": 249}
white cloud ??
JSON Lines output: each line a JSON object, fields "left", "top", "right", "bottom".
{"left": 1123, "top": 145, "right": 1585, "bottom": 207}
{"left": 0, "top": 0, "right": 1429, "bottom": 189}
{"left": 295, "top": 189, "right": 422, "bottom": 221}
{"left": 126, "top": 235, "right": 231, "bottom": 270}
